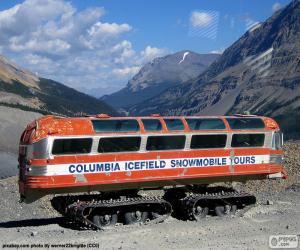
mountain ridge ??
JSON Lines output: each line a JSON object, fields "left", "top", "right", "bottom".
{"left": 0, "top": 55, "right": 118, "bottom": 116}
{"left": 101, "top": 50, "right": 220, "bottom": 109}
{"left": 128, "top": 0, "right": 300, "bottom": 138}
{"left": 0, "top": 55, "right": 39, "bottom": 89}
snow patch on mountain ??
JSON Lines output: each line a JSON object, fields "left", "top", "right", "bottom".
{"left": 179, "top": 52, "right": 190, "bottom": 64}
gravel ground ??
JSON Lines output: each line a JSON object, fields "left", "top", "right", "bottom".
{"left": 0, "top": 143, "right": 299, "bottom": 250}
{"left": 0, "top": 106, "right": 40, "bottom": 180}
{"left": 0, "top": 106, "right": 41, "bottom": 154}
{"left": 0, "top": 152, "right": 17, "bottom": 179}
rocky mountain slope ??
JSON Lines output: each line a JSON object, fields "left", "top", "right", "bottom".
{"left": 0, "top": 55, "right": 117, "bottom": 116}
{"left": 129, "top": 1, "right": 300, "bottom": 138}
{"left": 0, "top": 106, "right": 42, "bottom": 154}
{"left": 0, "top": 55, "right": 39, "bottom": 89}
{"left": 101, "top": 51, "right": 220, "bottom": 108}
{"left": 0, "top": 106, "right": 43, "bottom": 179}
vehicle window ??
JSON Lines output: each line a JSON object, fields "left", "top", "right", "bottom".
{"left": 164, "top": 119, "right": 184, "bottom": 131}
{"left": 146, "top": 135, "right": 186, "bottom": 151}
{"left": 272, "top": 132, "right": 283, "bottom": 149}
{"left": 191, "top": 134, "right": 227, "bottom": 149}
{"left": 52, "top": 138, "right": 92, "bottom": 155}
{"left": 142, "top": 119, "right": 162, "bottom": 131}
{"left": 92, "top": 120, "right": 139, "bottom": 132}
{"left": 227, "top": 118, "right": 265, "bottom": 130}
{"left": 186, "top": 118, "right": 225, "bottom": 130}
{"left": 98, "top": 137, "right": 141, "bottom": 153}
{"left": 231, "top": 134, "right": 265, "bottom": 147}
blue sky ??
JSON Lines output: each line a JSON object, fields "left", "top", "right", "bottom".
{"left": 0, "top": 0, "right": 290, "bottom": 96}
{"left": 73, "top": 0, "right": 289, "bottom": 53}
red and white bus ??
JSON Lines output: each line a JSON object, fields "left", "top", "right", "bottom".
{"left": 18, "top": 114, "right": 286, "bottom": 228}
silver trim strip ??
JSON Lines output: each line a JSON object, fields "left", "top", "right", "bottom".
{"left": 42, "top": 131, "right": 273, "bottom": 158}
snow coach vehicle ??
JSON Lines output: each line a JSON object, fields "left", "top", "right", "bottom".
{"left": 18, "top": 114, "right": 286, "bottom": 229}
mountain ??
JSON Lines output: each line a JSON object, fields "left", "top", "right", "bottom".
{"left": 101, "top": 51, "right": 220, "bottom": 109}
{"left": 129, "top": 0, "right": 300, "bottom": 139}
{"left": 0, "top": 55, "right": 117, "bottom": 116}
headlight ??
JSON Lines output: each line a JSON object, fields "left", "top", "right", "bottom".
{"left": 270, "top": 155, "right": 283, "bottom": 164}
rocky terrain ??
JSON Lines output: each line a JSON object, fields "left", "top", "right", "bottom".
{"left": 0, "top": 106, "right": 41, "bottom": 179}
{"left": 0, "top": 152, "right": 18, "bottom": 180}
{"left": 102, "top": 51, "right": 220, "bottom": 109}
{"left": 128, "top": 1, "right": 300, "bottom": 139}
{"left": 0, "top": 55, "right": 39, "bottom": 89}
{"left": 0, "top": 106, "right": 42, "bottom": 154}
{"left": 0, "top": 106, "right": 42, "bottom": 179}
{"left": 0, "top": 143, "right": 299, "bottom": 249}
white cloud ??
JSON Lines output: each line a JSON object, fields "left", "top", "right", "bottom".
{"left": 189, "top": 10, "right": 220, "bottom": 39}
{"left": 0, "top": 4, "right": 20, "bottom": 27}
{"left": 190, "top": 11, "right": 213, "bottom": 27}
{"left": 84, "top": 22, "right": 132, "bottom": 50}
{"left": 210, "top": 48, "right": 225, "bottom": 54}
{"left": 10, "top": 38, "right": 71, "bottom": 54}
{"left": 0, "top": 0, "right": 74, "bottom": 42}
{"left": 88, "top": 22, "right": 132, "bottom": 37}
{"left": 113, "top": 66, "right": 141, "bottom": 78}
{"left": 138, "top": 46, "right": 169, "bottom": 64}
{"left": 23, "top": 54, "right": 60, "bottom": 75}
{"left": 272, "top": 3, "right": 282, "bottom": 12}
{"left": 141, "top": 46, "right": 166, "bottom": 59}
{"left": 0, "top": 0, "right": 169, "bottom": 96}
{"left": 112, "top": 40, "right": 136, "bottom": 64}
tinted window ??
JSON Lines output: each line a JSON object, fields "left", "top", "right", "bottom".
{"left": 52, "top": 138, "right": 92, "bottom": 155}
{"left": 164, "top": 119, "right": 184, "bottom": 131}
{"left": 142, "top": 119, "right": 162, "bottom": 131}
{"left": 186, "top": 118, "right": 225, "bottom": 130}
{"left": 146, "top": 135, "right": 186, "bottom": 151}
{"left": 231, "top": 134, "right": 265, "bottom": 147}
{"left": 92, "top": 120, "right": 139, "bottom": 132}
{"left": 191, "top": 134, "right": 227, "bottom": 149}
{"left": 227, "top": 118, "right": 265, "bottom": 130}
{"left": 98, "top": 137, "right": 141, "bottom": 153}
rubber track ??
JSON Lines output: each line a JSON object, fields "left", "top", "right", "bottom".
{"left": 181, "top": 191, "right": 256, "bottom": 220}
{"left": 66, "top": 196, "right": 172, "bottom": 230}
{"left": 53, "top": 190, "right": 256, "bottom": 230}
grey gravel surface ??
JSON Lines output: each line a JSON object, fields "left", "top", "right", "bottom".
{"left": 0, "top": 176, "right": 299, "bottom": 250}
{"left": 0, "top": 106, "right": 41, "bottom": 180}
{"left": 0, "top": 152, "right": 17, "bottom": 179}
{"left": 0, "top": 141, "right": 299, "bottom": 249}
{"left": 0, "top": 106, "right": 41, "bottom": 154}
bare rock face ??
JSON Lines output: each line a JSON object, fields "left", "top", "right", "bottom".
{"left": 101, "top": 51, "right": 220, "bottom": 108}
{"left": 129, "top": 1, "right": 300, "bottom": 139}
{"left": 0, "top": 55, "right": 39, "bottom": 89}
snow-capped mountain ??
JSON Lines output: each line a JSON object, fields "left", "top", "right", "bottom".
{"left": 101, "top": 51, "right": 220, "bottom": 108}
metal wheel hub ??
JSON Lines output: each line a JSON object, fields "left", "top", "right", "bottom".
{"left": 135, "top": 211, "right": 142, "bottom": 220}
{"left": 225, "top": 205, "right": 231, "bottom": 214}
{"left": 100, "top": 214, "right": 112, "bottom": 225}
{"left": 195, "top": 206, "right": 203, "bottom": 215}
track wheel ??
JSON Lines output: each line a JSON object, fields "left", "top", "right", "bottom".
{"left": 192, "top": 204, "right": 209, "bottom": 220}
{"left": 92, "top": 213, "right": 118, "bottom": 227}
{"left": 124, "top": 210, "right": 148, "bottom": 225}
{"left": 215, "top": 204, "right": 237, "bottom": 217}
{"left": 150, "top": 212, "right": 161, "bottom": 220}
